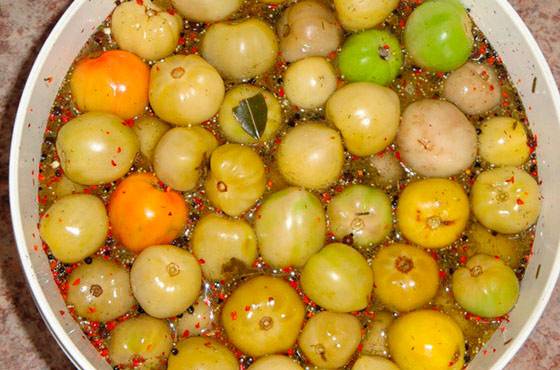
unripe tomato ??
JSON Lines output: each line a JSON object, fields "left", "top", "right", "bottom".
{"left": 301, "top": 243, "right": 373, "bottom": 312}
{"left": 298, "top": 311, "right": 362, "bottom": 368}
{"left": 108, "top": 173, "right": 188, "bottom": 253}
{"left": 353, "top": 356, "right": 400, "bottom": 370}
{"left": 205, "top": 144, "right": 266, "bottom": 216}
{"left": 171, "top": 0, "right": 242, "bottom": 23}
{"left": 388, "top": 310, "right": 465, "bottom": 370}
{"left": 191, "top": 213, "right": 258, "bottom": 280}
{"left": 452, "top": 254, "right": 520, "bottom": 318}
{"left": 404, "top": 0, "right": 473, "bottom": 72}
{"left": 168, "top": 337, "right": 238, "bottom": 370}
{"left": 479, "top": 117, "right": 530, "bottom": 167}
{"left": 222, "top": 276, "right": 305, "bottom": 357}
{"left": 372, "top": 244, "right": 439, "bottom": 312}
{"left": 397, "top": 179, "right": 469, "bottom": 248}
{"left": 471, "top": 167, "right": 541, "bottom": 234}
{"left": 132, "top": 116, "right": 171, "bottom": 163}
{"left": 56, "top": 112, "right": 139, "bottom": 185}
{"left": 108, "top": 315, "right": 173, "bottom": 369}
{"left": 327, "top": 184, "right": 393, "bottom": 247}
{"left": 149, "top": 54, "right": 225, "bottom": 126}
{"left": 334, "top": 0, "right": 399, "bottom": 31}
{"left": 70, "top": 50, "right": 149, "bottom": 119}
{"left": 255, "top": 187, "right": 326, "bottom": 268}
{"left": 111, "top": 0, "right": 182, "bottom": 60}
{"left": 361, "top": 311, "right": 394, "bottom": 357}
{"left": 249, "top": 355, "right": 303, "bottom": 370}
{"left": 66, "top": 258, "right": 136, "bottom": 322}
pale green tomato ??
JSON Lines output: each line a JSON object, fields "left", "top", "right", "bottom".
{"left": 277, "top": 0, "right": 342, "bottom": 63}
{"left": 327, "top": 184, "right": 392, "bottom": 247}
{"left": 132, "top": 116, "right": 170, "bottom": 163}
{"left": 222, "top": 276, "right": 305, "bottom": 357}
{"left": 40, "top": 194, "right": 108, "bottom": 263}
{"left": 111, "top": 0, "right": 182, "bottom": 60}
{"left": 171, "top": 0, "right": 242, "bottom": 22}
{"left": 396, "top": 99, "right": 477, "bottom": 177}
{"left": 443, "top": 62, "right": 501, "bottom": 115}
{"left": 205, "top": 144, "right": 266, "bottom": 216}
{"left": 326, "top": 82, "right": 400, "bottom": 156}
{"left": 301, "top": 243, "right": 373, "bottom": 312}
{"left": 218, "top": 84, "right": 282, "bottom": 144}
{"left": 372, "top": 244, "right": 439, "bottom": 312}
{"left": 479, "top": 117, "right": 530, "bottom": 166}
{"left": 255, "top": 187, "right": 326, "bottom": 268}
{"left": 433, "top": 288, "right": 481, "bottom": 339}
{"left": 299, "top": 311, "right": 361, "bottom": 369}
{"left": 56, "top": 112, "right": 139, "bottom": 185}
{"left": 249, "top": 355, "right": 303, "bottom": 370}
{"left": 153, "top": 126, "right": 218, "bottom": 191}
{"left": 467, "top": 223, "right": 522, "bottom": 268}
{"left": 176, "top": 298, "right": 213, "bottom": 337}
{"left": 368, "top": 151, "right": 405, "bottom": 189}
{"left": 191, "top": 213, "right": 258, "bottom": 280}
{"left": 130, "top": 245, "right": 202, "bottom": 318}
{"left": 149, "top": 54, "right": 225, "bottom": 126}
{"left": 388, "top": 310, "right": 465, "bottom": 370}
{"left": 471, "top": 167, "right": 541, "bottom": 234}
{"left": 334, "top": 0, "right": 399, "bottom": 31}
{"left": 284, "top": 57, "right": 337, "bottom": 109}
{"left": 202, "top": 19, "right": 278, "bottom": 81}
{"left": 452, "top": 254, "right": 520, "bottom": 318}
{"left": 53, "top": 174, "right": 86, "bottom": 198}
{"left": 66, "top": 258, "right": 136, "bottom": 322}
{"left": 404, "top": 0, "right": 473, "bottom": 72}
{"left": 108, "top": 315, "right": 172, "bottom": 370}
{"left": 277, "top": 122, "right": 344, "bottom": 190}
{"left": 361, "top": 311, "right": 394, "bottom": 357}
{"left": 353, "top": 356, "right": 400, "bottom": 370}
{"left": 168, "top": 337, "right": 238, "bottom": 370}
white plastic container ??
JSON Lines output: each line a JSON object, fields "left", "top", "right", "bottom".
{"left": 9, "top": 1, "right": 560, "bottom": 369}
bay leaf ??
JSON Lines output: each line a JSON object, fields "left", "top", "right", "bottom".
{"left": 232, "top": 93, "right": 268, "bottom": 140}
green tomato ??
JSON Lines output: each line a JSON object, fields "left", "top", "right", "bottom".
{"left": 372, "top": 243, "right": 439, "bottom": 312}
{"left": 361, "top": 311, "right": 394, "bottom": 357}
{"left": 255, "top": 187, "right": 326, "bottom": 268}
{"left": 471, "top": 167, "right": 541, "bottom": 234}
{"left": 327, "top": 184, "right": 393, "bottom": 247}
{"left": 353, "top": 356, "right": 400, "bottom": 370}
{"left": 108, "top": 315, "right": 173, "bottom": 370}
{"left": 249, "top": 355, "right": 303, "bottom": 370}
{"left": 338, "top": 29, "right": 403, "bottom": 86}
{"left": 132, "top": 115, "right": 170, "bottom": 163}
{"left": 192, "top": 213, "right": 258, "bottom": 280}
{"left": 467, "top": 223, "right": 522, "bottom": 269}
{"left": 40, "top": 194, "right": 108, "bottom": 263}
{"left": 222, "top": 276, "right": 305, "bottom": 357}
{"left": 404, "top": 0, "right": 474, "bottom": 72}
{"left": 452, "top": 254, "right": 520, "bottom": 318}
{"left": 301, "top": 243, "right": 373, "bottom": 312}
{"left": 168, "top": 337, "right": 238, "bottom": 370}
{"left": 298, "top": 311, "right": 362, "bottom": 369}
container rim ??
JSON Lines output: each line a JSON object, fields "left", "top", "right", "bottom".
{"left": 8, "top": 1, "right": 560, "bottom": 369}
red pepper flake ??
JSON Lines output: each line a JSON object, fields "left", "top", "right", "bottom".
{"left": 487, "top": 56, "right": 496, "bottom": 65}
{"left": 230, "top": 311, "right": 237, "bottom": 320}
{"left": 321, "top": 192, "right": 331, "bottom": 203}
{"left": 182, "top": 329, "right": 190, "bottom": 338}
{"left": 459, "top": 255, "right": 468, "bottom": 265}
{"left": 178, "top": 36, "right": 186, "bottom": 45}
{"left": 111, "top": 160, "right": 117, "bottom": 167}
{"left": 244, "top": 305, "right": 251, "bottom": 312}
{"left": 72, "top": 278, "right": 81, "bottom": 286}
{"left": 191, "top": 46, "right": 199, "bottom": 54}
{"left": 116, "top": 147, "right": 122, "bottom": 153}
{"left": 489, "top": 84, "right": 495, "bottom": 91}
{"left": 136, "top": 0, "right": 143, "bottom": 5}
{"left": 167, "top": 7, "right": 176, "bottom": 15}
{"left": 516, "top": 198, "right": 524, "bottom": 205}
{"left": 287, "top": 348, "right": 294, "bottom": 356}
{"left": 278, "top": 87, "right": 285, "bottom": 98}
{"left": 289, "top": 280, "right": 298, "bottom": 289}
{"left": 438, "top": 270, "right": 447, "bottom": 279}
{"left": 327, "top": 50, "right": 338, "bottom": 60}
{"left": 87, "top": 306, "right": 97, "bottom": 313}
{"left": 395, "top": 151, "right": 402, "bottom": 161}
{"left": 198, "top": 258, "right": 206, "bottom": 265}
{"left": 357, "top": 343, "right": 364, "bottom": 353}
{"left": 59, "top": 310, "right": 65, "bottom": 316}
{"left": 194, "top": 322, "right": 200, "bottom": 329}
{"left": 398, "top": 19, "right": 406, "bottom": 29}
{"left": 478, "top": 44, "right": 488, "bottom": 55}
{"left": 100, "top": 349, "right": 109, "bottom": 358}
{"left": 122, "top": 118, "right": 135, "bottom": 127}
{"left": 44, "top": 76, "right": 54, "bottom": 84}
{"left": 105, "top": 321, "right": 117, "bottom": 331}
{"left": 505, "top": 176, "right": 515, "bottom": 184}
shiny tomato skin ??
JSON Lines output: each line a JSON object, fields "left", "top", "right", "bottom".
{"left": 70, "top": 50, "right": 149, "bottom": 119}
{"left": 108, "top": 173, "right": 188, "bottom": 252}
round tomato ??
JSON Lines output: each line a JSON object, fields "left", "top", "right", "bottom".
{"left": 70, "top": 50, "right": 149, "bottom": 119}
{"left": 108, "top": 173, "right": 188, "bottom": 252}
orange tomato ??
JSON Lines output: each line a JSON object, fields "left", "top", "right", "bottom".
{"left": 70, "top": 50, "right": 149, "bottom": 119}
{"left": 109, "top": 173, "right": 188, "bottom": 253}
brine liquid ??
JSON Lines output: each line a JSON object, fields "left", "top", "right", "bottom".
{"left": 37, "top": 0, "right": 538, "bottom": 368}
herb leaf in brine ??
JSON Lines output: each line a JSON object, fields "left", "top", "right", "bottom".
{"left": 233, "top": 93, "right": 268, "bottom": 140}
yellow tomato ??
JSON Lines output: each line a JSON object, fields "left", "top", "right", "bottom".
{"left": 70, "top": 50, "right": 149, "bottom": 119}
{"left": 388, "top": 310, "right": 465, "bottom": 370}
{"left": 108, "top": 173, "right": 188, "bottom": 253}
{"left": 397, "top": 179, "right": 469, "bottom": 248}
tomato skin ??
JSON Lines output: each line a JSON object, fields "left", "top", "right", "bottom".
{"left": 70, "top": 50, "right": 149, "bottom": 119}
{"left": 108, "top": 173, "right": 188, "bottom": 252}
